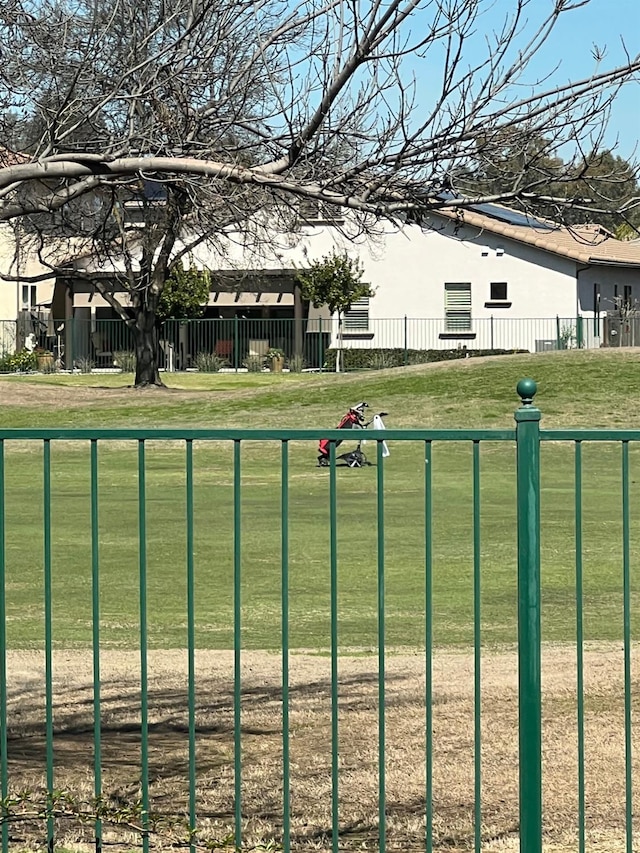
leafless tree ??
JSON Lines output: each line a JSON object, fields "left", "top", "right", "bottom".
{"left": 0, "top": 0, "right": 638, "bottom": 384}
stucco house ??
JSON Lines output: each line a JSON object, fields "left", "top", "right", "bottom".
{"left": 0, "top": 220, "right": 54, "bottom": 355}
{"left": 17, "top": 200, "right": 640, "bottom": 365}
{"left": 182, "top": 202, "right": 640, "bottom": 353}
{"left": 0, "top": 146, "right": 59, "bottom": 356}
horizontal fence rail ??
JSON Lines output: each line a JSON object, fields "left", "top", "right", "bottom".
{"left": 0, "top": 314, "right": 617, "bottom": 374}
{"left": 0, "top": 385, "right": 637, "bottom": 853}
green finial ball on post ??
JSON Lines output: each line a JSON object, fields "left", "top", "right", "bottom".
{"left": 516, "top": 378, "right": 537, "bottom": 407}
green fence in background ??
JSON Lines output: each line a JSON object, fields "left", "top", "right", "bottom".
{"left": 1, "top": 316, "right": 593, "bottom": 372}
{"left": 0, "top": 382, "right": 635, "bottom": 853}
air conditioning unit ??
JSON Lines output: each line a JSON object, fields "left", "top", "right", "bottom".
{"left": 535, "top": 339, "right": 557, "bottom": 352}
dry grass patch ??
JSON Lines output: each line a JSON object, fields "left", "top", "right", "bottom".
{"left": 5, "top": 645, "right": 639, "bottom": 851}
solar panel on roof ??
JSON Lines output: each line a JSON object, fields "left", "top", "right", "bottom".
{"left": 141, "top": 179, "right": 167, "bottom": 201}
{"left": 470, "top": 202, "right": 552, "bottom": 230}
{"left": 423, "top": 191, "right": 559, "bottom": 230}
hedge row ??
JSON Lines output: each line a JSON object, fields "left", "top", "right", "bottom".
{"left": 323, "top": 347, "right": 528, "bottom": 370}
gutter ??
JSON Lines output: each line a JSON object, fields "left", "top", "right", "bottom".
{"left": 587, "top": 257, "right": 640, "bottom": 268}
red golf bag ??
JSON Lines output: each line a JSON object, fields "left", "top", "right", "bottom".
{"left": 317, "top": 403, "right": 368, "bottom": 467}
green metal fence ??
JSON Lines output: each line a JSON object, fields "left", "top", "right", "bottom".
{"left": 1, "top": 316, "right": 593, "bottom": 373}
{"left": 0, "top": 382, "right": 636, "bottom": 853}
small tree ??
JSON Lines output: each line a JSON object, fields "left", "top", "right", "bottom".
{"left": 297, "top": 252, "right": 372, "bottom": 372}
{"left": 156, "top": 266, "right": 211, "bottom": 323}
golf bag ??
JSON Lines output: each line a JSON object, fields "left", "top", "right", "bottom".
{"left": 317, "top": 402, "right": 388, "bottom": 468}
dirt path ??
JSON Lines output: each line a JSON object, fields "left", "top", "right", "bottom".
{"left": 0, "top": 380, "right": 213, "bottom": 409}
{"left": 5, "top": 644, "right": 639, "bottom": 851}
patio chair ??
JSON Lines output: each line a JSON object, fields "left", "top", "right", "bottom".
{"left": 215, "top": 339, "right": 233, "bottom": 359}
{"left": 91, "top": 331, "right": 113, "bottom": 367}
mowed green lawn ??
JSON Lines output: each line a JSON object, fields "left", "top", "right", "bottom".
{"left": 1, "top": 349, "right": 639, "bottom": 650}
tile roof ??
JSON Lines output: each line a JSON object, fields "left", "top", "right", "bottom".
{"left": 435, "top": 205, "right": 640, "bottom": 268}
{"left": 0, "top": 147, "right": 31, "bottom": 168}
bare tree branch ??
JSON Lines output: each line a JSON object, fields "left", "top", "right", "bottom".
{"left": 1, "top": 0, "right": 638, "bottom": 384}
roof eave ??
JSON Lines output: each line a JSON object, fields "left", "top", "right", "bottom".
{"left": 588, "top": 257, "right": 640, "bottom": 268}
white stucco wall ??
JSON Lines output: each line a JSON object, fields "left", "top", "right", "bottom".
{"left": 0, "top": 223, "right": 18, "bottom": 322}
{"left": 576, "top": 263, "right": 640, "bottom": 348}
{"left": 0, "top": 224, "right": 58, "bottom": 353}
{"left": 189, "top": 214, "right": 581, "bottom": 351}
{"left": 64, "top": 213, "right": 640, "bottom": 355}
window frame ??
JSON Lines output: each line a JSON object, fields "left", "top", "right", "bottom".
{"left": 299, "top": 199, "right": 345, "bottom": 225}
{"left": 490, "top": 281, "right": 508, "bottom": 301}
{"left": 443, "top": 282, "right": 472, "bottom": 332}
{"left": 343, "top": 296, "right": 371, "bottom": 333}
{"left": 21, "top": 284, "right": 37, "bottom": 310}
{"left": 485, "top": 281, "right": 512, "bottom": 308}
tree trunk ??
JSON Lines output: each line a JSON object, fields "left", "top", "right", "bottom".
{"left": 133, "top": 292, "right": 165, "bottom": 387}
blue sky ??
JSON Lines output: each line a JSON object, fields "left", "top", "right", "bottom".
{"left": 536, "top": 0, "right": 640, "bottom": 159}
{"left": 409, "top": 0, "right": 639, "bottom": 162}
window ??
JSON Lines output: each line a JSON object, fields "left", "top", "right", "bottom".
{"left": 490, "top": 282, "right": 508, "bottom": 301}
{"left": 344, "top": 297, "right": 370, "bottom": 331}
{"left": 21, "top": 284, "right": 37, "bottom": 310}
{"left": 299, "top": 199, "right": 344, "bottom": 224}
{"left": 624, "top": 285, "right": 633, "bottom": 307}
{"left": 444, "top": 283, "right": 471, "bottom": 331}
{"left": 485, "top": 281, "right": 511, "bottom": 308}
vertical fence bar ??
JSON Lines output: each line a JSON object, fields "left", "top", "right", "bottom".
{"left": 281, "top": 441, "right": 291, "bottom": 853}
{"left": 233, "top": 440, "right": 242, "bottom": 848}
{"left": 329, "top": 439, "right": 339, "bottom": 853}
{"left": 473, "top": 441, "right": 482, "bottom": 853}
{"left": 403, "top": 316, "right": 408, "bottom": 365}
{"left": 621, "top": 442, "right": 633, "bottom": 853}
{"left": 137, "top": 441, "right": 150, "bottom": 853}
{"left": 424, "top": 440, "right": 433, "bottom": 853}
{"left": 186, "top": 441, "right": 197, "bottom": 853}
{"left": 376, "top": 440, "right": 386, "bottom": 853}
{"left": 0, "top": 441, "right": 7, "bottom": 853}
{"left": 90, "top": 441, "right": 103, "bottom": 853}
{"left": 575, "top": 441, "right": 585, "bottom": 853}
{"left": 514, "top": 379, "right": 542, "bottom": 853}
{"left": 233, "top": 316, "right": 239, "bottom": 371}
{"left": 574, "top": 441, "right": 585, "bottom": 853}
{"left": 43, "top": 439, "right": 54, "bottom": 852}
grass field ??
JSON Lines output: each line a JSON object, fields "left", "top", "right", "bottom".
{"left": 1, "top": 349, "right": 639, "bottom": 650}
{"left": 1, "top": 349, "right": 639, "bottom": 852}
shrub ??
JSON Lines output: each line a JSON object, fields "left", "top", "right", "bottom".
{"left": 243, "top": 354, "right": 264, "bottom": 372}
{"left": 323, "top": 347, "right": 528, "bottom": 370}
{"left": 0, "top": 349, "right": 37, "bottom": 373}
{"left": 288, "top": 353, "right": 306, "bottom": 373}
{"left": 195, "top": 352, "right": 228, "bottom": 373}
{"left": 366, "top": 350, "right": 402, "bottom": 369}
{"left": 76, "top": 356, "right": 95, "bottom": 374}
{"left": 113, "top": 351, "right": 136, "bottom": 372}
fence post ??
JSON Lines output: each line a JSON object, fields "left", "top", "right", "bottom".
{"left": 233, "top": 315, "right": 239, "bottom": 372}
{"left": 514, "top": 378, "right": 542, "bottom": 853}
{"left": 404, "top": 315, "right": 408, "bottom": 365}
